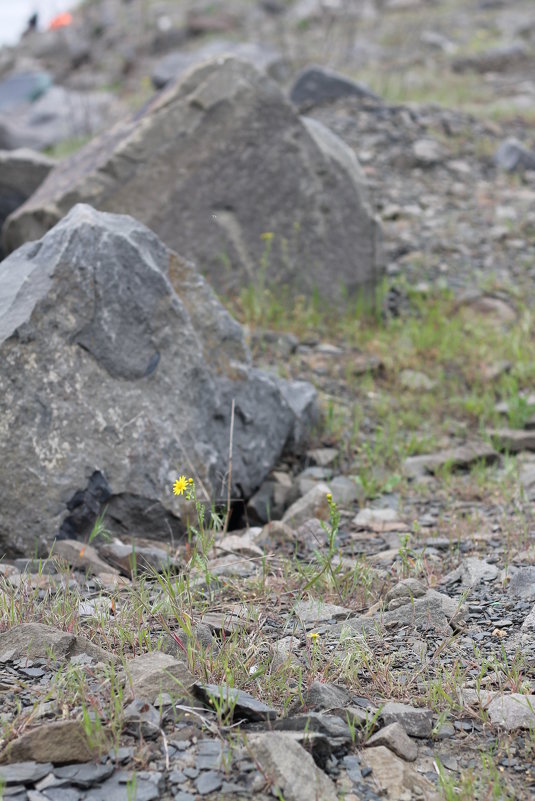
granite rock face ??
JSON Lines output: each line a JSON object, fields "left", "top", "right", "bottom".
{"left": 0, "top": 204, "right": 317, "bottom": 556}
{"left": 4, "top": 57, "right": 382, "bottom": 303}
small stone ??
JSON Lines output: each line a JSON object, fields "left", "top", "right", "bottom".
{"left": 380, "top": 702, "right": 433, "bottom": 738}
{"left": 352, "top": 508, "right": 407, "bottom": 532}
{"left": 443, "top": 557, "right": 499, "bottom": 588}
{"left": 53, "top": 763, "right": 114, "bottom": 787}
{"left": 0, "top": 720, "right": 106, "bottom": 764}
{"left": 507, "top": 567, "right": 535, "bottom": 600}
{"left": 403, "top": 442, "right": 498, "bottom": 478}
{"left": 98, "top": 542, "right": 182, "bottom": 576}
{"left": 488, "top": 429, "right": 535, "bottom": 453}
{"left": 0, "top": 623, "right": 116, "bottom": 665}
{"left": 248, "top": 733, "right": 338, "bottom": 801}
{"left": 292, "top": 600, "right": 352, "bottom": 625}
{"left": 362, "top": 746, "right": 440, "bottom": 800}
{"left": 53, "top": 540, "right": 119, "bottom": 576}
{"left": 412, "top": 138, "right": 444, "bottom": 166}
{"left": 273, "top": 712, "right": 352, "bottom": 747}
{"left": 290, "top": 65, "right": 380, "bottom": 111}
{"left": 19, "top": 667, "right": 45, "bottom": 678}
{"left": 193, "top": 683, "right": 277, "bottom": 722}
{"left": 168, "top": 771, "right": 186, "bottom": 785}
{"left": 385, "top": 579, "right": 427, "bottom": 606}
{"left": 433, "top": 720, "right": 455, "bottom": 739}
{"left": 365, "top": 722, "right": 418, "bottom": 761}
{"left": 124, "top": 652, "right": 194, "bottom": 704}
{"left": 300, "top": 681, "right": 352, "bottom": 711}
{"left": 495, "top": 137, "right": 535, "bottom": 172}
{"left": 85, "top": 771, "right": 161, "bottom": 801}
{"left": 282, "top": 483, "right": 331, "bottom": 528}
{"left": 195, "top": 771, "right": 222, "bottom": 795}
{"left": 462, "top": 690, "right": 535, "bottom": 731}
{"left": 329, "top": 476, "right": 358, "bottom": 505}
{"left": 123, "top": 699, "right": 160, "bottom": 739}
{"left": 42, "top": 788, "right": 82, "bottom": 801}
{"left": 0, "top": 763, "right": 53, "bottom": 785}
{"left": 399, "top": 369, "right": 436, "bottom": 391}
{"left": 306, "top": 448, "right": 339, "bottom": 467}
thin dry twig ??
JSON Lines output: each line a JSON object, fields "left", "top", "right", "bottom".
{"left": 223, "top": 399, "right": 235, "bottom": 536}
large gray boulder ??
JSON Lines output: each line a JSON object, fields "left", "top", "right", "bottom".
{"left": 151, "top": 40, "right": 287, "bottom": 89}
{"left": 0, "top": 204, "right": 317, "bottom": 557}
{"left": 0, "top": 148, "right": 55, "bottom": 258}
{"left": 3, "top": 57, "right": 382, "bottom": 303}
{"left": 0, "top": 86, "right": 117, "bottom": 152}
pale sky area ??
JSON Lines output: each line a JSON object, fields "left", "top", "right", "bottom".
{"left": 0, "top": 0, "right": 79, "bottom": 47}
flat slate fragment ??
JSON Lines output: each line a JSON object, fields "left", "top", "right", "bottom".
{"left": 0, "top": 762, "right": 53, "bottom": 784}
{"left": 403, "top": 442, "right": 498, "bottom": 478}
{"left": 193, "top": 682, "right": 277, "bottom": 722}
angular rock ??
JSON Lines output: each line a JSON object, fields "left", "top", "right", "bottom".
{"left": 193, "top": 683, "right": 277, "bottom": 722}
{"left": 299, "top": 681, "right": 352, "bottom": 711}
{"left": 80, "top": 770, "right": 161, "bottom": 801}
{"left": 399, "top": 368, "right": 436, "bottom": 391}
{"left": 152, "top": 40, "right": 286, "bottom": 89}
{"left": 353, "top": 507, "right": 407, "bottom": 532}
{"left": 507, "top": 567, "right": 535, "bottom": 600}
{"left": 306, "top": 447, "right": 339, "bottom": 468}
{"left": 195, "top": 771, "right": 222, "bottom": 796}
{"left": 495, "top": 137, "right": 535, "bottom": 172}
{"left": 124, "top": 652, "right": 194, "bottom": 704}
{"left": 443, "top": 557, "right": 499, "bottom": 588}
{"left": 282, "top": 483, "right": 331, "bottom": 528}
{"left": 123, "top": 699, "right": 161, "bottom": 739}
{"left": 0, "top": 762, "right": 53, "bottom": 784}
{"left": 52, "top": 539, "right": 119, "bottom": 576}
{"left": 462, "top": 690, "right": 535, "bottom": 731}
{"left": 0, "top": 623, "right": 115, "bottom": 664}
{"left": 403, "top": 442, "right": 499, "bottom": 478}
{"left": 385, "top": 578, "right": 426, "bottom": 607}
{"left": 0, "top": 86, "right": 116, "bottom": 152}
{"left": 412, "top": 139, "right": 444, "bottom": 166}
{"left": 458, "top": 293, "right": 517, "bottom": 324}
{"left": 266, "top": 729, "right": 333, "bottom": 769}
{"left": 452, "top": 43, "right": 528, "bottom": 73}
{"left": 362, "top": 746, "right": 440, "bottom": 800}
{"left": 273, "top": 712, "right": 352, "bottom": 747}
{"left": 0, "top": 72, "right": 52, "bottom": 113}
{"left": 98, "top": 541, "right": 182, "bottom": 576}
{"left": 0, "top": 149, "right": 54, "bottom": 255}
{"left": 53, "top": 762, "right": 114, "bottom": 787}
{"left": 488, "top": 428, "right": 535, "bottom": 453}
{"left": 247, "top": 733, "right": 338, "bottom": 801}
{"left": 0, "top": 720, "right": 107, "bottom": 764}
{"left": 292, "top": 599, "right": 352, "bottom": 624}
{"left": 343, "top": 588, "right": 464, "bottom": 637}
{"left": 521, "top": 603, "right": 535, "bottom": 636}
{"left": 380, "top": 702, "right": 433, "bottom": 738}
{"left": 4, "top": 58, "right": 382, "bottom": 304}
{"left": 329, "top": 475, "right": 358, "bottom": 505}
{"left": 0, "top": 204, "right": 316, "bottom": 555}
{"left": 365, "top": 722, "right": 417, "bottom": 761}
{"left": 290, "top": 65, "right": 380, "bottom": 111}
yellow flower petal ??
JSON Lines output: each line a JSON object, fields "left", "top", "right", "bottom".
{"left": 173, "top": 475, "right": 187, "bottom": 496}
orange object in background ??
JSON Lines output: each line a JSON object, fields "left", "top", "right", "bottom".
{"left": 48, "top": 12, "right": 73, "bottom": 30}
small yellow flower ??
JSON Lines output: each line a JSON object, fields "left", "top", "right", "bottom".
{"left": 173, "top": 476, "right": 187, "bottom": 496}
{"left": 188, "top": 477, "right": 194, "bottom": 484}
{"left": 260, "top": 231, "right": 274, "bottom": 241}
{"left": 308, "top": 632, "right": 320, "bottom": 640}
{"left": 326, "top": 493, "right": 332, "bottom": 502}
